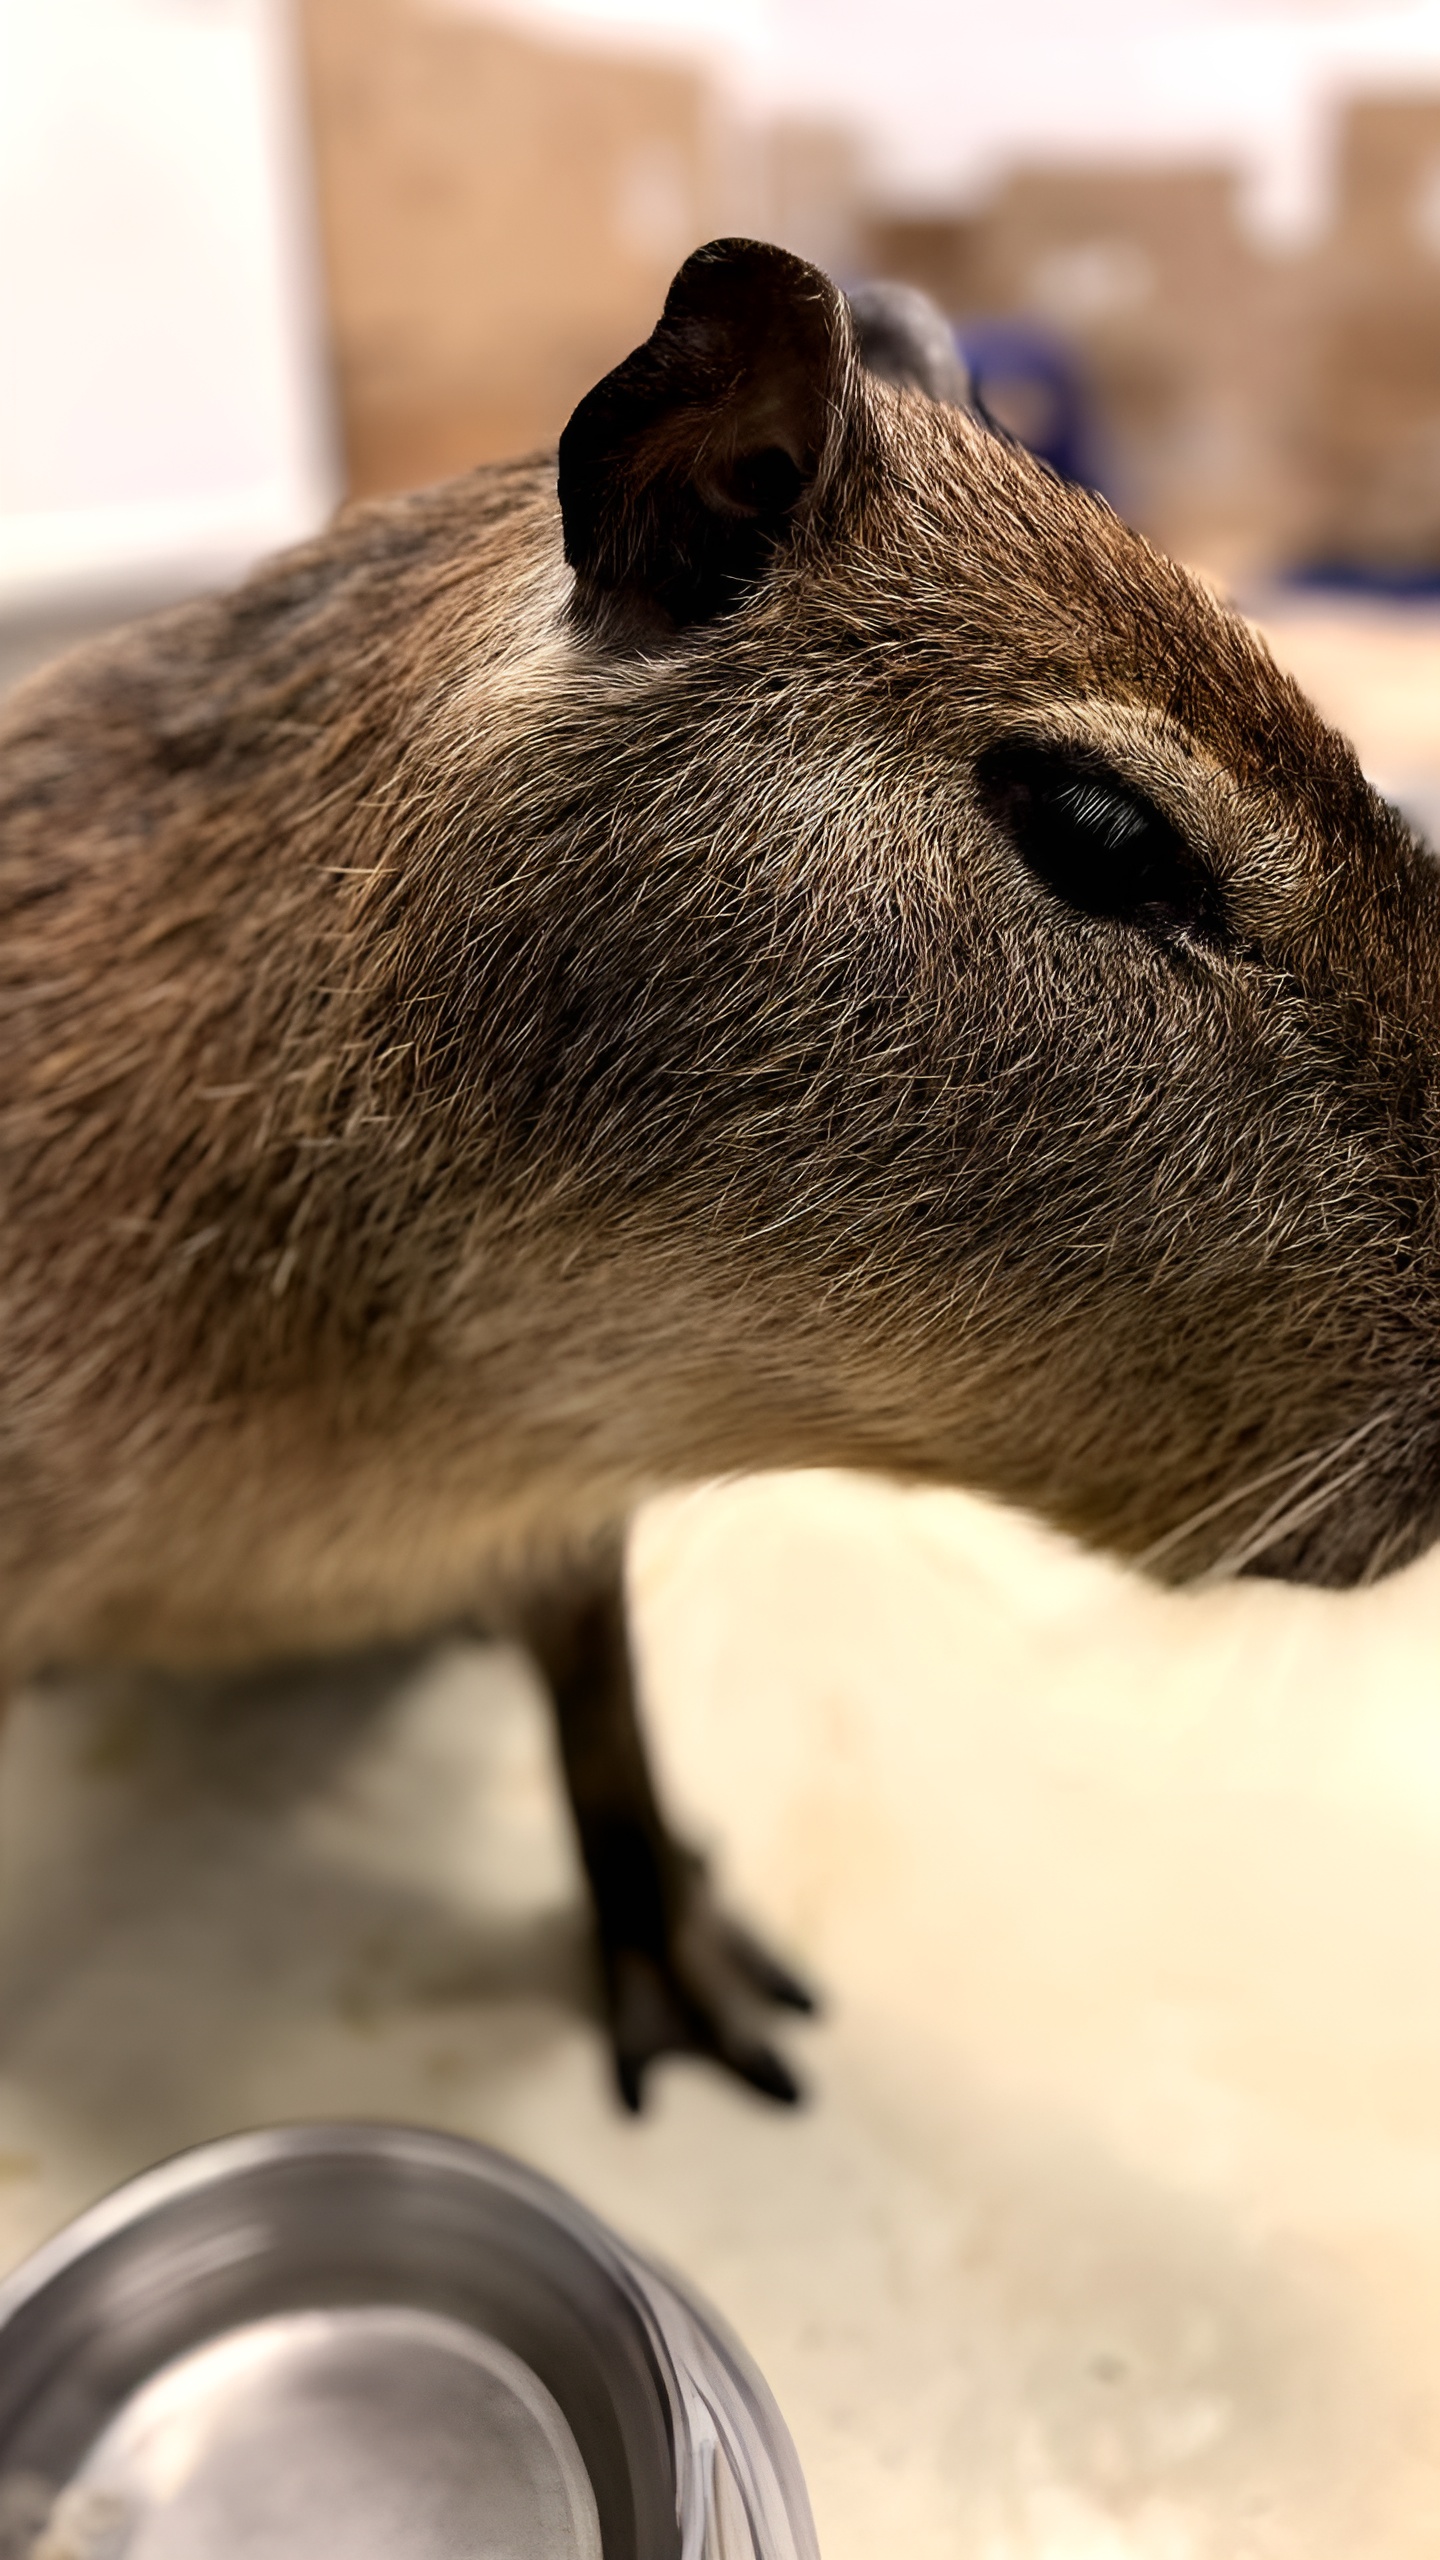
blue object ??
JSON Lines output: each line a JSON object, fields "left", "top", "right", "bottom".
{"left": 958, "top": 319, "right": 1102, "bottom": 493}
{"left": 1285, "top": 558, "right": 1440, "bottom": 600}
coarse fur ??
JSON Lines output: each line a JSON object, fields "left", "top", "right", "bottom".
{"left": 4, "top": 241, "right": 1440, "bottom": 2098}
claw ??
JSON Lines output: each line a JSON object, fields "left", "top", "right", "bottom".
{"left": 727, "top": 2041, "right": 804, "bottom": 2106}
{"left": 597, "top": 1875, "right": 817, "bottom": 2110}
{"left": 616, "top": 2051, "right": 647, "bottom": 2115}
{"left": 720, "top": 1920, "right": 819, "bottom": 2016}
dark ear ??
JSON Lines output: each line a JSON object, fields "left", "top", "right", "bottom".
{"left": 847, "top": 280, "right": 971, "bottom": 407}
{"left": 558, "top": 237, "right": 858, "bottom": 643}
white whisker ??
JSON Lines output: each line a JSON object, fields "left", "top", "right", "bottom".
{"left": 1133, "top": 1408, "right": 1392, "bottom": 1578}
{"left": 1193, "top": 1451, "right": 1381, "bottom": 1583}
{"left": 1358, "top": 1514, "right": 1416, "bottom": 1588}
{"left": 1133, "top": 1446, "right": 1335, "bottom": 1574}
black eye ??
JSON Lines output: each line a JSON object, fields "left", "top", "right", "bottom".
{"left": 976, "top": 742, "right": 1225, "bottom": 945}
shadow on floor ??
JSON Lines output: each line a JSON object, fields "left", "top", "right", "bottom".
{"left": 0, "top": 1639, "right": 600, "bottom": 2159}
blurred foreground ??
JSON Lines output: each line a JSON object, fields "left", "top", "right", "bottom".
{"left": 4, "top": 1477, "right": 1440, "bottom": 2555}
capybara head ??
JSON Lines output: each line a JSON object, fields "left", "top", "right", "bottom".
{"left": 538, "top": 238, "right": 1440, "bottom": 1587}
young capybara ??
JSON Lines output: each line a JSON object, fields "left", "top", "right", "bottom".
{"left": 4, "top": 240, "right": 1439, "bottom": 2105}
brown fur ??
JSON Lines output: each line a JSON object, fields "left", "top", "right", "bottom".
{"left": 4, "top": 241, "right": 1439, "bottom": 2095}
{"left": 4, "top": 367, "right": 1434, "bottom": 1666}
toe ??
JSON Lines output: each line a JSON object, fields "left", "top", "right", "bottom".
{"left": 615, "top": 2048, "right": 648, "bottom": 2114}
{"left": 721, "top": 1921, "right": 818, "bottom": 2015}
{"left": 597, "top": 1878, "right": 819, "bottom": 2111}
{"left": 723, "top": 2038, "right": 804, "bottom": 2105}
{"left": 606, "top": 1946, "right": 686, "bottom": 2104}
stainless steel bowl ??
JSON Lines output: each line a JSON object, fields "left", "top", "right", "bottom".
{"left": 0, "top": 2124, "right": 819, "bottom": 2560}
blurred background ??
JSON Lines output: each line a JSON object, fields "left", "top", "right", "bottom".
{"left": 16, "top": 3, "right": 1440, "bottom": 603}
{"left": 14, "top": 11, "right": 1440, "bottom": 2558}
{"left": 12, "top": 0, "right": 1440, "bottom": 805}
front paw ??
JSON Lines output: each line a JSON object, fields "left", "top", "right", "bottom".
{"left": 593, "top": 1840, "right": 817, "bottom": 2113}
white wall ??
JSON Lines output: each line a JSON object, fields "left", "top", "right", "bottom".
{"left": 0, "top": 0, "right": 336, "bottom": 617}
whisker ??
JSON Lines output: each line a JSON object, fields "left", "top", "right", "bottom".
{"left": 1194, "top": 1435, "right": 1388, "bottom": 1584}
{"left": 1133, "top": 1447, "right": 1333, "bottom": 1575}
{"left": 1358, "top": 1514, "right": 1415, "bottom": 1588}
{"left": 1203, "top": 1409, "right": 1394, "bottom": 1576}
{"left": 1132, "top": 1409, "right": 1392, "bottom": 1577}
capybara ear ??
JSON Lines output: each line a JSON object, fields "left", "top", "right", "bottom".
{"left": 558, "top": 236, "right": 858, "bottom": 643}
{"left": 847, "top": 279, "right": 970, "bottom": 407}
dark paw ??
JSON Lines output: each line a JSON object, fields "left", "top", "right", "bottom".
{"left": 600, "top": 1863, "right": 818, "bottom": 2114}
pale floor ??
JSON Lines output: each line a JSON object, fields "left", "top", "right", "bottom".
{"left": 4, "top": 598, "right": 1440, "bottom": 2557}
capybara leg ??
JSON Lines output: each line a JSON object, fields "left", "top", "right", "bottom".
{"left": 524, "top": 1566, "right": 814, "bottom": 2112}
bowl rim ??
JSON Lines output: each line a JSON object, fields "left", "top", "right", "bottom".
{"left": 0, "top": 2120, "right": 820, "bottom": 2560}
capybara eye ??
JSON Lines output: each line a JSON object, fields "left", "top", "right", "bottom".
{"left": 977, "top": 741, "right": 1226, "bottom": 946}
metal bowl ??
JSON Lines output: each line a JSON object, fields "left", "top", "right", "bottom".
{"left": 0, "top": 2123, "right": 818, "bottom": 2560}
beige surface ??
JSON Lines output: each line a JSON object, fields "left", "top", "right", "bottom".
{"left": 5, "top": 1482, "right": 1440, "bottom": 2556}
{"left": 1252, "top": 591, "right": 1440, "bottom": 825}
{"left": 5, "top": 601, "right": 1440, "bottom": 2555}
